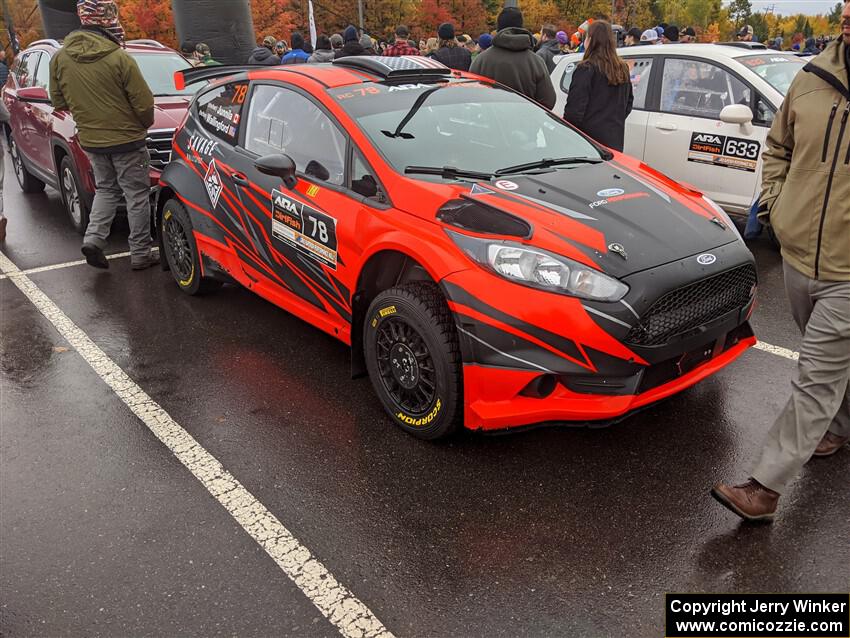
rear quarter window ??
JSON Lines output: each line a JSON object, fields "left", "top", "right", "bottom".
{"left": 196, "top": 81, "right": 249, "bottom": 145}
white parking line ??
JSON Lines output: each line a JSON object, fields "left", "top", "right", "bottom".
{"left": 754, "top": 340, "right": 799, "bottom": 361}
{"left": 0, "top": 250, "right": 393, "bottom": 638}
{"left": 0, "top": 249, "right": 161, "bottom": 279}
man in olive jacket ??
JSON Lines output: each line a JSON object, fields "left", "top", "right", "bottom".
{"left": 712, "top": 2, "right": 850, "bottom": 522}
{"left": 470, "top": 8, "right": 555, "bottom": 109}
{"left": 49, "top": 0, "right": 157, "bottom": 270}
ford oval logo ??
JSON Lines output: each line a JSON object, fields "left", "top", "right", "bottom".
{"left": 597, "top": 188, "right": 625, "bottom": 198}
{"left": 697, "top": 253, "right": 717, "bottom": 265}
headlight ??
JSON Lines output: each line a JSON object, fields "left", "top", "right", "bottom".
{"left": 703, "top": 195, "right": 743, "bottom": 242}
{"left": 447, "top": 230, "right": 629, "bottom": 302}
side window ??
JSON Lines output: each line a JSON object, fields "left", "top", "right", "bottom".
{"left": 34, "top": 54, "right": 51, "bottom": 91}
{"left": 17, "top": 53, "right": 39, "bottom": 88}
{"left": 559, "top": 60, "right": 578, "bottom": 95}
{"left": 245, "top": 85, "right": 346, "bottom": 186}
{"left": 197, "top": 81, "right": 249, "bottom": 145}
{"left": 754, "top": 93, "right": 775, "bottom": 126}
{"left": 624, "top": 58, "right": 653, "bottom": 110}
{"left": 660, "top": 59, "right": 750, "bottom": 119}
{"left": 351, "top": 151, "right": 386, "bottom": 203}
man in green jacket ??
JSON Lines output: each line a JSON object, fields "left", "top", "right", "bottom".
{"left": 712, "top": 2, "right": 850, "bottom": 522}
{"left": 49, "top": 0, "right": 157, "bottom": 270}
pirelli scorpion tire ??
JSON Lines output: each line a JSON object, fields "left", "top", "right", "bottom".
{"left": 161, "top": 199, "right": 222, "bottom": 295}
{"left": 364, "top": 282, "right": 463, "bottom": 440}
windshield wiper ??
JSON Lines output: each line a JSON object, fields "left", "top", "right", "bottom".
{"left": 495, "top": 156, "right": 603, "bottom": 175}
{"left": 381, "top": 86, "right": 442, "bottom": 139}
{"left": 405, "top": 165, "right": 494, "bottom": 181}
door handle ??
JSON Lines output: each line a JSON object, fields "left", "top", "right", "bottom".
{"left": 655, "top": 122, "right": 677, "bottom": 131}
{"left": 232, "top": 172, "right": 249, "bottom": 187}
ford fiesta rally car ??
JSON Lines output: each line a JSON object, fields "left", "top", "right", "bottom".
{"left": 157, "top": 57, "right": 757, "bottom": 439}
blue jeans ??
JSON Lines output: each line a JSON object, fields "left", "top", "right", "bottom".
{"left": 744, "top": 199, "right": 762, "bottom": 239}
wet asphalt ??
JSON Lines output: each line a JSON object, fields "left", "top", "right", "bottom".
{"left": 1, "top": 158, "right": 848, "bottom": 637}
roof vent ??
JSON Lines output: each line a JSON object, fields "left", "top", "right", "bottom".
{"left": 332, "top": 55, "right": 451, "bottom": 80}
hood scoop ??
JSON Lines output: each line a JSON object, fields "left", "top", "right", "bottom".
{"left": 437, "top": 198, "right": 532, "bottom": 239}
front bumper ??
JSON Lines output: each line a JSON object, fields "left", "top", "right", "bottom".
{"left": 443, "top": 240, "right": 758, "bottom": 431}
{"left": 462, "top": 322, "right": 754, "bottom": 431}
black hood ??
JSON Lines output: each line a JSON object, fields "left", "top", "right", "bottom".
{"left": 465, "top": 162, "right": 738, "bottom": 278}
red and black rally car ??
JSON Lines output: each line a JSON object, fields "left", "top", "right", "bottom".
{"left": 157, "top": 57, "right": 757, "bottom": 439}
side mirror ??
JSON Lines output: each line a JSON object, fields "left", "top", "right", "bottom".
{"left": 255, "top": 154, "right": 297, "bottom": 189}
{"left": 18, "top": 86, "right": 51, "bottom": 103}
{"left": 720, "top": 104, "right": 754, "bottom": 135}
{"left": 720, "top": 104, "right": 753, "bottom": 124}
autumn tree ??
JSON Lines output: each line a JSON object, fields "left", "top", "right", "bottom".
{"left": 448, "top": 0, "right": 489, "bottom": 35}
{"left": 413, "top": 0, "right": 453, "bottom": 37}
{"left": 251, "top": 0, "right": 298, "bottom": 40}
{"left": 727, "top": 0, "right": 751, "bottom": 27}
{"left": 120, "top": 0, "right": 177, "bottom": 47}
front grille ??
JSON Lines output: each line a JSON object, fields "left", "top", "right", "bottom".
{"left": 146, "top": 129, "right": 175, "bottom": 170}
{"left": 626, "top": 264, "right": 757, "bottom": 347}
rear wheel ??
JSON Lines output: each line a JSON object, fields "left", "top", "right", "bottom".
{"left": 59, "top": 155, "right": 90, "bottom": 234}
{"left": 364, "top": 282, "right": 462, "bottom": 439}
{"left": 9, "top": 136, "right": 46, "bottom": 194}
{"left": 160, "top": 198, "right": 222, "bottom": 295}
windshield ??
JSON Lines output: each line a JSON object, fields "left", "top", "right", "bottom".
{"left": 130, "top": 52, "right": 200, "bottom": 96}
{"left": 331, "top": 81, "right": 601, "bottom": 177}
{"left": 739, "top": 54, "right": 806, "bottom": 95}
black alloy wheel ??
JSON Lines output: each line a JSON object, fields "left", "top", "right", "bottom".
{"left": 375, "top": 317, "right": 437, "bottom": 415}
{"left": 160, "top": 198, "right": 222, "bottom": 295}
{"left": 364, "top": 282, "right": 462, "bottom": 439}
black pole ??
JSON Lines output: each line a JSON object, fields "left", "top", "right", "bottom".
{"left": 1, "top": 0, "right": 19, "bottom": 54}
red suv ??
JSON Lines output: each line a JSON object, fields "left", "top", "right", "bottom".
{"left": 2, "top": 38, "right": 199, "bottom": 233}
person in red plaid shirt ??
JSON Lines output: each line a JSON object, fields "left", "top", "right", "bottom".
{"left": 383, "top": 25, "right": 421, "bottom": 57}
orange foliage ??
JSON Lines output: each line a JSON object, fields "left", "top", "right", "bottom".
{"left": 120, "top": 0, "right": 178, "bottom": 48}
{"left": 251, "top": 0, "right": 299, "bottom": 42}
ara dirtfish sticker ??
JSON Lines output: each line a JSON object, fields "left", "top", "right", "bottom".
{"left": 270, "top": 190, "right": 338, "bottom": 270}
{"left": 204, "top": 160, "right": 223, "bottom": 209}
{"left": 688, "top": 132, "right": 760, "bottom": 172}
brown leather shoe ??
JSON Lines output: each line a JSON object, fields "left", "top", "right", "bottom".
{"left": 814, "top": 431, "right": 849, "bottom": 457}
{"left": 711, "top": 479, "right": 779, "bottom": 522}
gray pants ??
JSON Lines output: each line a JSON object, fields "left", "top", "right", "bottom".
{"left": 84, "top": 147, "right": 152, "bottom": 260}
{"left": 752, "top": 261, "right": 850, "bottom": 494}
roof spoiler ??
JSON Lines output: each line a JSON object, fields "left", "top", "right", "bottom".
{"left": 173, "top": 65, "right": 254, "bottom": 91}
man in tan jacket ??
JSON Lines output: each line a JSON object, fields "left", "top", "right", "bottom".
{"left": 712, "top": 2, "right": 850, "bottom": 522}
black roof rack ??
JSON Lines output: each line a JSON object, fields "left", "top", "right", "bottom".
{"left": 714, "top": 41, "right": 768, "bottom": 50}
{"left": 332, "top": 55, "right": 452, "bottom": 80}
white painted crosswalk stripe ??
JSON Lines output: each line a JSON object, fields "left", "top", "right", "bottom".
{"left": 0, "top": 250, "right": 393, "bottom": 638}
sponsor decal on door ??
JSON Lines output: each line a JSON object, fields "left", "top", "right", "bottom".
{"left": 688, "top": 132, "right": 760, "bottom": 173}
{"left": 270, "top": 190, "right": 338, "bottom": 269}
